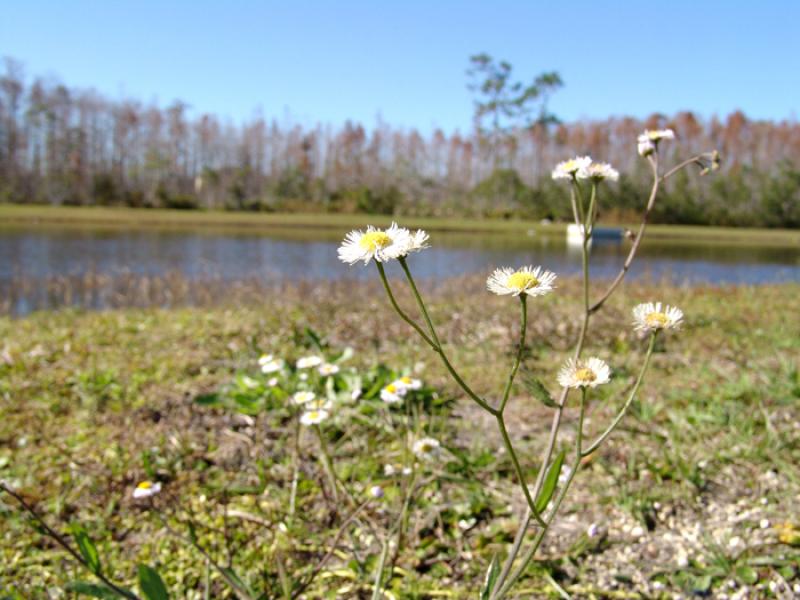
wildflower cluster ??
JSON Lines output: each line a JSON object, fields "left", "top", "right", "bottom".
{"left": 336, "top": 128, "right": 716, "bottom": 599}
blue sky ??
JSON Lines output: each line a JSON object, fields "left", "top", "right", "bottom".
{"left": 2, "top": 0, "right": 798, "bottom": 132}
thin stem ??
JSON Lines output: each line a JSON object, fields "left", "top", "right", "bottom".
{"left": 586, "top": 182, "right": 598, "bottom": 235}
{"left": 315, "top": 425, "right": 340, "bottom": 504}
{"left": 568, "top": 184, "right": 581, "bottom": 226}
{"left": 495, "top": 413, "right": 546, "bottom": 527}
{"left": 398, "top": 257, "right": 496, "bottom": 415}
{"left": 375, "top": 261, "right": 437, "bottom": 349}
{"left": 589, "top": 152, "right": 661, "bottom": 314}
{"left": 152, "top": 507, "right": 256, "bottom": 600}
{"left": 371, "top": 539, "right": 391, "bottom": 600}
{"left": 494, "top": 393, "right": 587, "bottom": 599}
{"left": 0, "top": 483, "right": 139, "bottom": 599}
{"left": 582, "top": 332, "right": 657, "bottom": 456}
{"left": 499, "top": 296, "right": 527, "bottom": 414}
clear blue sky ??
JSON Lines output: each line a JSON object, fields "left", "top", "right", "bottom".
{"left": 2, "top": 0, "right": 798, "bottom": 132}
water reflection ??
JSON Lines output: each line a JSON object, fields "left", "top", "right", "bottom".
{"left": 0, "top": 227, "right": 797, "bottom": 315}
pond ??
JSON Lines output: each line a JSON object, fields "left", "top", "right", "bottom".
{"left": 1, "top": 226, "right": 798, "bottom": 316}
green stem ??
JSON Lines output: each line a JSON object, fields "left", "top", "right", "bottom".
{"left": 375, "top": 261, "right": 437, "bottom": 349}
{"left": 398, "top": 257, "right": 496, "bottom": 415}
{"left": 582, "top": 332, "right": 657, "bottom": 456}
{"left": 494, "top": 392, "right": 587, "bottom": 599}
{"left": 495, "top": 413, "right": 546, "bottom": 527}
{"left": 499, "top": 295, "right": 527, "bottom": 414}
{"left": 315, "top": 425, "right": 339, "bottom": 504}
{"left": 586, "top": 182, "right": 597, "bottom": 235}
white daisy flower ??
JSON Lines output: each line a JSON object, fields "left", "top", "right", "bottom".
{"left": 350, "top": 388, "right": 362, "bottom": 402}
{"left": 260, "top": 357, "right": 283, "bottom": 374}
{"left": 579, "top": 161, "right": 619, "bottom": 182}
{"left": 300, "top": 410, "right": 329, "bottom": 426}
{"left": 383, "top": 463, "right": 397, "bottom": 476}
{"left": 292, "top": 391, "right": 316, "bottom": 405}
{"left": 487, "top": 265, "right": 557, "bottom": 298}
{"left": 637, "top": 138, "right": 656, "bottom": 157}
{"left": 558, "top": 357, "right": 611, "bottom": 389}
{"left": 552, "top": 156, "right": 592, "bottom": 180}
{"left": 318, "top": 363, "right": 340, "bottom": 377}
{"left": 412, "top": 437, "right": 441, "bottom": 460}
{"left": 132, "top": 481, "right": 162, "bottom": 499}
{"left": 369, "top": 485, "right": 385, "bottom": 499}
{"left": 632, "top": 302, "right": 683, "bottom": 332}
{"left": 296, "top": 356, "right": 323, "bottom": 369}
{"left": 380, "top": 382, "right": 406, "bottom": 404}
{"left": 267, "top": 377, "right": 279, "bottom": 387}
{"left": 406, "top": 229, "right": 430, "bottom": 255}
{"left": 394, "top": 376, "right": 422, "bottom": 391}
{"left": 337, "top": 222, "right": 414, "bottom": 265}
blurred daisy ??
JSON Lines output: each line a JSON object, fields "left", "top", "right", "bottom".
{"left": 380, "top": 382, "right": 406, "bottom": 404}
{"left": 318, "top": 363, "right": 340, "bottom": 377}
{"left": 369, "top": 485, "right": 385, "bottom": 499}
{"left": 412, "top": 437, "right": 441, "bottom": 460}
{"left": 338, "top": 223, "right": 413, "bottom": 265}
{"left": 558, "top": 357, "right": 611, "bottom": 389}
{"left": 552, "top": 156, "right": 592, "bottom": 180}
{"left": 395, "top": 376, "right": 422, "bottom": 391}
{"left": 637, "top": 138, "right": 656, "bottom": 157}
{"left": 241, "top": 375, "right": 260, "bottom": 389}
{"left": 633, "top": 302, "right": 683, "bottom": 333}
{"left": 259, "top": 355, "right": 283, "bottom": 374}
{"left": 350, "top": 388, "right": 362, "bottom": 402}
{"left": 579, "top": 161, "right": 619, "bottom": 182}
{"left": 307, "top": 397, "right": 333, "bottom": 411}
{"left": 639, "top": 129, "right": 675, "bottom": 142}
{"left": 296, "top": 356, "right": 323, "bottom": 369}
{"left": 133, "top": 481, "right": 162, "bottom": 499}
{"left": 292, "top": 391, "right": 316, "bottom": 405}
{"left": 267, "top": 377, "right": 279, "bottom": 387}
{"left": 487, "top": 265, "right": 557, "bottom": 297}
{"left": 300, "top": 410, "right": 329, "bottom": 426}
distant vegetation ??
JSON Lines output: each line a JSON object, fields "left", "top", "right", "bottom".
{"left": 1, "top": 57, "right": 799, "bottom": 227}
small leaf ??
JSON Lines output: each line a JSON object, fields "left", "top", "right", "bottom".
{"left": 523, "top": 375, "right": 558, "bottom": 408}
{"left": 692, "top": 574, "right": 712, "bottom": 593}
{"left": 194, "top": 393, "right": 221, "bottom": 406}
{"left": 535, "top": 450, "right": 566, "bottom": 513}
{"left": 70, "top": 523, "right": 102, "bottom": 575}
{"left": 735, "top": 565, "right": 758, "bottom": 585}
{"left": 65, "top": 581, "right": 124, "bottom": 599}
{"left": 480, "top": 554, "right": 500, "bottom": 600}
{"left": 138, "top": 565, "right": 170, "bottom": 600}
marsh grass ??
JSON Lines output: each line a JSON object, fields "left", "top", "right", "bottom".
{"left": 1, "top": 278, "right": 798, "bottom": 597}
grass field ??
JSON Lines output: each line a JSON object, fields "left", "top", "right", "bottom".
{"left": 1, "top": 204, "right": 799, "bottom": 247}
{"left": 1, "top": 275, "right": 798, "bottom": 598}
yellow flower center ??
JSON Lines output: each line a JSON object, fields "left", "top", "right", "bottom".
{"left": 359, "top": 231, "right": 392, "bottom": 251}
{"left": 507, "top": 272, "right": 539, "bottom": 291}
{"left": 562, "top": 160, "right": 578, "bottom": 172}
{"left": 385, "top": 383, "right": 398, "bottom": 393}
{"left": 400, "top": 376, "right": 411, "bottom": 384}
{"left": 307, "top": 411, "right": 320, "bottom": 420}
{"left": 575, "top": 368, "right": 597, "bottom": 384}
{"left": 137, "top": 481, "right": 153, "bottom": 489}
{"left": 645, "top": 312, "right": 669, "bottom": 328}
{"left": 420, "top": 443, "right": 433, "bottom": 453}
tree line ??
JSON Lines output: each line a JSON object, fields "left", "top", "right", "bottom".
{"left": 1, "top": 58, "right": 798, "bottom": 227}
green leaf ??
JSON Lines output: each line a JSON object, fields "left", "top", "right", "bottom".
{"left": 523, "top": 375, "right": 558, "bottom": 408}
{"left": 735, "top": 565, "right": 759, "bottom": 585}
{"left": 70, "top": 523, "right": 102, "bottom": 575}
{"left": 194, "top": 393, "right": 221, "bottom": 406}
{"left": 138, "top": 565, "right": 170, "bottom": 600}
{"left": 534, "top": 450, "right": 566, "bottom": 513}
{"left": 692, "top": 575, "right": 712, "bottom": 593}
{"left": 65, "top": 581, "right": 124, "bottom": 599}
{"left": 479, "top": 554, "right": 500, "bottom": 600}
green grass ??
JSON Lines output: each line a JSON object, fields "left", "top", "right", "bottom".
{"left": 2, "top": 203, "right": 798, "bottom": 246}
{"left": 1, "top": 278, "right": 798, "bottom": 597}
